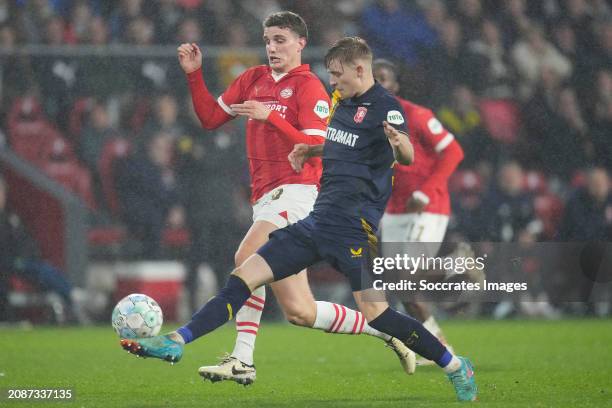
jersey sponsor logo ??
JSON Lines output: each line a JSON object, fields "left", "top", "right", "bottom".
{"left": 387, "top": 110, "right": 405, "bottom": 125}
{"left": 280, "top": 87, "right": 293, "bottom": 98}
{"left": 325, "top": 126, "right": 359, "bottom": 147}
{"left": 264, "top": 103, "right": 288, "bottom": 118}
{"left": 350, "top": 247, "right": 363, "bottom": 257}
{"left": 314, "top": 100, "right": 330, "bottom": 119}
{"left": 427, "top": 118, "right": 443, "bottom": 134}
{"left": 354, "top": 106, "right": 368, "bottom": 123}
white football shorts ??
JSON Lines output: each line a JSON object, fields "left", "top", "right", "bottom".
{"left": 252, "top": 184, "right": 318, "bottom": 229}
{"left": 380, "top": 212, "right": 449, "bottom": 257}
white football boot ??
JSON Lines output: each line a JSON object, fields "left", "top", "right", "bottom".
{"left": 386, "top": 337, "right": 417, "bottom": 374}
{"left": 198, "top": 354, "right": 256, "bottom": 385}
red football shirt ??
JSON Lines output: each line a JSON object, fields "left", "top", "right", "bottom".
{"left": 218, "top": 64, "right": 329, "bottom": 202}
{"left": 386, "top": 98, "right": 460, "bottom": 215}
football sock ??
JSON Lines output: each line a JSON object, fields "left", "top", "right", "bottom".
{"left": 442, "top": 355, "right": 462, "bottom": 373}
{"left": 368, "top": 307, "right": 453, "bottom": 367}
{"left": 176, "top": 275, "right": 251, "bottom": 344}
{"left": 313, "top": 301, "right": 391, "bottom": 341}
{"left": 230, "top": 285, "right": 266, "bottom": 366}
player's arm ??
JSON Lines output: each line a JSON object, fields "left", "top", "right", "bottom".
{"left": 383, "top": 121, "right": 414, "bottom": 165}
{"left": 230, "top": 102, "right": 325, "bottom": 145}
{"left": 178, "top": 43, "right": 233, "bottom": 130}
{"left": 412, "top": 115, "right": 464, "bottom": 209}
{"left": 231, "top": 78, "right": 328, "bottom": 146}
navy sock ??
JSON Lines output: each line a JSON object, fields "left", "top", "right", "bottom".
{"left": 177, "top": 275, "right": 251, "bottom": 344}
{"left": 369, "top": 307, "right": 448, "bottom": 366}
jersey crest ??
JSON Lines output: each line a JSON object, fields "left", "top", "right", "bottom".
{"left": 354, "top": 107, "right": 368, "bottom": 123}
{"left": 280, "top": 87, "right": 293, "bottom": 98}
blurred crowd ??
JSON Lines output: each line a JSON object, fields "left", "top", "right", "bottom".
{"left": 0, "top": 0, "right": 611, "bottom": 320}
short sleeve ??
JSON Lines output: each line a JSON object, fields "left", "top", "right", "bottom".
{"left": 296, "top": 78, "right": 331, "bottom": 138}
{"left": 385, "top": 98, "right": 409, "bottom": 135}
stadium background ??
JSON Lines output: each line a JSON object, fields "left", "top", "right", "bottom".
{"left": 0, "top": 0, "right": 611, "bottom": 325}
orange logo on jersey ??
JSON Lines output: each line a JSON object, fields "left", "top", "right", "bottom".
{"left": 350, "top": 247, "right": 363, "bottom": 257}
{"left": 354, "top": 107, "right": 367, "bottom": 123}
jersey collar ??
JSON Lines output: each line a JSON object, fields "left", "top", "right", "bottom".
{"left": 268, "top": 64, "right": 310, "bottom": 82}
{"left": 346, "top": 82, "right": 384, "bottom": 105}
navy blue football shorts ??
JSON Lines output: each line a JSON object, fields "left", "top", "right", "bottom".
{"left": 257, "top": 214, "right": 378, "bottom": 291}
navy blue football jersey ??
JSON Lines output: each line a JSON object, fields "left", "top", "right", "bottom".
{"left": 313, "top": 83, "right": 409, "bottom": 229}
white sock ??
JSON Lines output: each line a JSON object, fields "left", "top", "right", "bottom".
{"left": 230, "top": 286, "right": 265, "bottom": 366}
{"left": 442, "top": 354, "right": 462, "bottom": 373}
{"left": 170, "top": 331, "right": 185, "bottom": 344}
{"left": 423, "top": 316, "right": 442, "bottom": 338}
{"left": 312, "top": 301, "right": 391, "bottom": 341}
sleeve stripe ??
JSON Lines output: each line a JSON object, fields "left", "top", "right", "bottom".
{"left": 301, "top": 128, "right": 327, "bottom": 137}
{"left": 217, "top": 96, "right": 236, "bottom": 116}
{"left": 435, "top": 133, "right": 454, "bottom": 153}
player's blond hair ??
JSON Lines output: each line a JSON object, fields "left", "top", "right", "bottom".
{"left": 324, "top": 37, "right": 373, "bottom": 68}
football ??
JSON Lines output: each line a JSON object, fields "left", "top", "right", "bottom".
{"left": 111, "top": 294, "right": 163, "bottom": 339}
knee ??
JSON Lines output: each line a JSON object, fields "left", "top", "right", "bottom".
{"left": 282, "top": 302, "right": 316, "bottom": 327}
{"left": 234, "top": 247, "right": 251, "bottom": 268}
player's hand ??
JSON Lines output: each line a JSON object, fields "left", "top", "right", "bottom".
{"left": 383, "top": 121, "right": 404, "bottom": 146}
{"left": 177, "top": 42, "right": 202, "bottom": 74}
{"left": 406, "top": 196, "right": 427, "bottom": 213}
{"left": 230, "top": 100, "right": 271, "bottom": 121}
{"left": 288, "top": 143, "right": 310, "bottom": 173}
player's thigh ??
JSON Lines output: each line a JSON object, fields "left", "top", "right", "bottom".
{"left": 239, "top": 184, "right": 317, "bottom": 266}
{"left": 270, "top": 270, "right": 317, "bottom": 325}
{"left": 258, "top": 219, "right": 321, "bottom": 283}
{"left": 235, "top": 220, "right": 278, "bottom": 267}
{"left": 353, "top": 288, "right": 389, "bottom": 322}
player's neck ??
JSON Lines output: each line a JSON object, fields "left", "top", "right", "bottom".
{"left": 271, "top": 60, "right": 302, "bottom": 78}
{"left": 355, "top": 77, "right": 376, "bottom": 98}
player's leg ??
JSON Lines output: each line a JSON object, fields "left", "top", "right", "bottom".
{"left": 353, "top": 289, "right": 477, "bottom": 402}
{"left": 272, "top": 270, "right": 385, "bottom": 338}
{"left": 225, "top": 185, "right": 317, "bottom": 367}
{"left": 194, "top": 220, "right": 273, "bottom": 384}
{"left": 383, "top": 212, "right": 453, "bottom": 356}
{"left": 228, "top": 220, "right": 277, "bottom": 366}
{"left": 262, "top": 261, "right": 416, "bottom": 375}
{"left": 120, "top": 253, "right": 275, "bottom": 363}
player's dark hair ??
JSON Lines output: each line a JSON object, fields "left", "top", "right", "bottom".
{"left": 325, "top": 37, "right": 372, "bottom": 68}
{"left": 263, "top": 11, "right": 308, "bottom": 40}
{"left": 372, "top": 59, "right": 398, "bottom": 77}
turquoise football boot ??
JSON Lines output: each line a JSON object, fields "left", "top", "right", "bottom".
{"left": 447, "top": 357, "right": 478, "bottom": 402}
{"left": 120, "top": 334, "right": 183, "bottom": 364}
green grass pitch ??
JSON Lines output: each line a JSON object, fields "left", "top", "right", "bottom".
{"left": 0, "top": 319, "right": 610, "bottom": 407}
